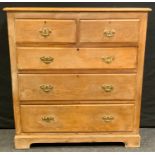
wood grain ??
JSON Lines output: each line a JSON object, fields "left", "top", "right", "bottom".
{"left": 19, "top": 74, "right": 136, "bottom": 101}
{"left": 134, "top": 13, "right": 148, "bottom": 132}
{"left": 20, "top": 104, "right": 134, "bottom": 133}
{"left": 80, "top": 19, "right": 140, "bottom": 43}
{"left": 15, "top": 133, "right": 140, "bottom": 149}
{"left": 17, "top": 47, "right": 137, "bottom": 70}
{"left": 3, "top": 7, "right": 152, "bottom": 12}
{"left": 7, "top": 13, "right": 21, "bottom": 134}
{"left": 15, "top": 19, "right": 76, "bottom": 43}
{"left": 5, "top": 7, "right": 151, "bottom": 149}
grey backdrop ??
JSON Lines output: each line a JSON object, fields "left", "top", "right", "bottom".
{"left": 0, "top": 2, "right": 155, "bottom": 128}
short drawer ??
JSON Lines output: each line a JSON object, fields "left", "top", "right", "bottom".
{"left": 15, "top": 19, "right": 76, "bottom": 43}
{"left": 19, "top": 74, "right": 136, "bottom": 101}
{"left": 17, "top": 47, "right": 137, "bottom": 70}
{"left": 20, "top": 104, "right": 134, "bottom": 133}
{"left": 80, "top": 19, "right": 139, "bottom": 43}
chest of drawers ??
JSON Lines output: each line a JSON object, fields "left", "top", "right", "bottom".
{"left": 4, "top": 7, "right": 151, "bottom": 149}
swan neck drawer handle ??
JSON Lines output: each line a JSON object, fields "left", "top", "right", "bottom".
{"left": 101, "top": 85, "right": 114, "bottom": 92}
{"left": 102, "top": 56, "right": 115, "bottom": 64}
{"left": 40, "top": 84, "right": 53, "bottom": 93}
{"left": 41, "top": 116, "right": 55, "bottom": 123}
{"left": 102, "top": 115, "right": 114, "bottom": 122}
{"left": 39, "top": 27, "right": 51, "bottom": 38}
{"left": 104, "top": 29, "right": 115, "bottom": 37}
{"left": 40, "top": 56, "right": 54, "bottom": 64}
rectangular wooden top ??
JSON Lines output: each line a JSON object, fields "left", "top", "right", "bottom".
{"left": 3, "top": 7, "right": 152, "bottom": 12}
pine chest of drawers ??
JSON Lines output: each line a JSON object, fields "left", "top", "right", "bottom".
{"left": 4, "top": 7, "right": 151, "bottom": 149}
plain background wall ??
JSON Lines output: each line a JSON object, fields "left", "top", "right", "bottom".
{"left": 0, "top": 2, "right": 155, "bottom": 128}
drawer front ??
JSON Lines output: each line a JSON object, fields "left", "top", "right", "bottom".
{"left": 21, "top": 104, "right": 134, "bottom": 132}
{"left": 15, "top": 19, "right": 76, "bottom": 43}
{"left": 80, "top": 19, "right": 139, "bottom": 43}
{"left": 19, "top": 74, "right": 136, "bottom": 101}
{"left": 17, "top": 47, "right": 137, "bottom": 70}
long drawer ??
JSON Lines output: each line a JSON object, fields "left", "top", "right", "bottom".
{"left": 19, "top": 74, "right": 136, "bottom": 101}
{"left": 20, "top": 104, "right": 134, "bottom": 133}
{"left": 17, "top": 47, "right": 137, "bottom": 70}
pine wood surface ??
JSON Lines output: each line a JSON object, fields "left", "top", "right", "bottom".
{"left": 5, "top": 7, "right": 151, "bottom": 149}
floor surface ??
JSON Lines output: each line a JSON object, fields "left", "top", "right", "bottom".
{"left": 0, "top": 128, "right": 154, "bottom": 152}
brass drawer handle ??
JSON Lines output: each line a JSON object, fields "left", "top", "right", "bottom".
{"left": 39, "top": 27, "right": 52, "bottom": 38}
{"left": 101, "top": 56, "right": 115, "bottom": 64}
{"left": 40, "top": 56, "right": 54, "bottom": 64}
{"left": 41, "top": 116, "right": 55, "bottom": 123}
{"left": 102, "top": 85, "right": 114, "bottom": 92}
{"left": 104, "top": 29, "right": 115, "bottom": 37}
{"left": 102, "top": 115, "right": 114, "bottom": 122}
{"left": 40, "top": 84, "right": 53, "bottom": 93}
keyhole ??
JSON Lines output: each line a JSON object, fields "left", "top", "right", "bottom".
{"left": 76, "top": 48, "right": 80, "bottom": 51}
